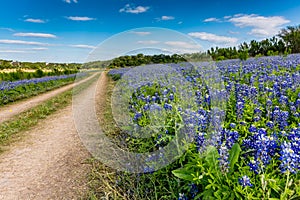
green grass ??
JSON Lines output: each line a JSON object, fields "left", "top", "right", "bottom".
{"left": 0, "top": 73, "right": 88, "bottom": 106}
{"left": 84, "top": 75, "right": 126, "bottom": 199}
{"left": 0, "top": 72, "right": 100, "bottom": 151}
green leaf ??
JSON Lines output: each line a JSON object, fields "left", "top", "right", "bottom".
{"left": 202, "top": 188, "right": 214, "bottom": 200}
{"left": 229, "top": 143, "right": 241, "bottom": 174}
{"left": 172, "top": 168, "right": 194, "bottom": 182}
{"left": 205, "top": 145, "right": 219, "bottom": 169}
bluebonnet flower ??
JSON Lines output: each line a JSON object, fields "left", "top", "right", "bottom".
{"left": 169, "top": 93, "right": 174, "bottom": 101}
{"left": 296, "top": 99, "right": 300, "bottom": 108}
{"left": 0, "top": 73, "right": 80, "bottom": 92}
{"left": 279, "top": 111, "right": 289, "bottom": 130}
{"left": 162, "top": 89, "right": 168, "bottom": 95}
{"left": 243, "top": 128, "right": 278, "bottom": 173}
{"left": 266, "top": 99, "right": 273, "bottom": 107}
{"left": 149, "top": 103, "right": 162, "bottom": 112}
{"left": 218, "top": 144, "right": 230, "bottom": 173}
{"left": 240, "top": 121, "right": 246, "bottom": 126}
{"left": 238, "top": 176, "right": 253, "bottom": 187}
{"left": 172, "top": 85, "right": 176, "bottom": 93}
{"left": 195, "top": 132, "right": 205, "bottom": 152}
{"left": 279, "top": 141, "right": 300, "bottom": 174}
{"left": 279, "top": 95, "right": 289, "bottom": 106}
{"left": 236, "top": 101, "right": 245, "bottom": 120}
{"left": 249, "top": 86, "right": 258, "bottom": 101}
{"left": 248, "top": 159, "right": 260, "bottom": 174}
{"left": 272, "top": 106, "right": 281, "bottom": 124}
{"left": 178, "top": 193, "right": 188, "bottom": 200}
{"left": 253, "top": 116, "right": 260, "bottom": 122}
{"left": 163, "top": 103, "right": 173, "bottom": 110}
{"left": 287, "top": 128, "right": 300, "bottom": 155}
{"left": 249, "top": 125, "right": 257, "bottom": 133}
{"left": 220, "top": 129, "right": 239, "bottom": 149}
{"left": 189, "top": 183, "right": 199, "bottom": 198}
{"left": 204, "top": 94, "right": 211, "bottom": 107}
{"left": 133, "top": 112, "right": 142, "bottom": 121}
{"left": 152, "top": 96, "right": 157, "bottom": 102}
{"left": 230, "top": 123, "right": 236, "bottom": 129}
{"left": 290, "top": 105, "right": 296, "bottom": 114}
{"left": 266, "top": 121, "right": 274, "bottom": 129}
{"left": 143, "top": 103, "right": 150, "bottom": 111}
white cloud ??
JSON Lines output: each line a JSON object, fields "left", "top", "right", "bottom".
{"left": 0, "top": 47, "right": 47, "bottom": 53}
{"left": 178, "top": 21, "right": 183, "bottom": 25}
{"left": 156, "top": 16, "right": 175, "bottom": 21}
{"left": 188, "top": 32, "right": 238, "bottom": 45}
{"left": 119, "top": 4, "right": 150, "bottom": 14}
{"left": 24, "top": 18, "right": 45, "bottom": 23}
{"left": 228, "top": 30, "right": 239, "bottom": 34}
{"left": 228, "top": 14, "right": 290, "bottom": 37}
{"left": 131, "top": 31, "right": 151, "bottom": 36}
{"left": 66, "top": 16, "right": 96, "bottom": 21}
{"left": 0, "top": 50, "right": 35, "bottom": 53}
{"left": 161, "top": 48, "right": 199, "bottom": 54}
{"left": 0, "top": 39, "right": 50, "bottom": 46}
{"left": 70, "top": 44, "right": 96, "bottom": 49}
{"left": 31, "top": 47, "right": 48, "bottom": 50}
{"left": 203, "top": 17, "right": 220, "bottom": 22}
{"left": 161, "top": 16, "right": 175, "bottom": 20}
{"left": 164, "top": 41, "right": 200, "bottom": 49}
{"left": 0, "top": 27, "right": 15, "bottom": 32}
{"left": 63, "top": 0, "right": 78, "bottom": 3}
{"left": 137, "top": 40, "right": 160, "bottom": 45}
{"left": 13, "top": 32, "right": 57, "bottom": 38}
{"left": 224, "top": 16, "right": 231, "bottom": 19}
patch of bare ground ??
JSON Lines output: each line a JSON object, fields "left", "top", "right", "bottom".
{"left": 0, "top": 72, "right": 107, "bottom": 199}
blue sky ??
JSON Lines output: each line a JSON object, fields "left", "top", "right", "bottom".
{"left": 0, "top": 0, "right": 300, "bottom": 63}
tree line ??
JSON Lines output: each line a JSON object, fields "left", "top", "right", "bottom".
{"left": 208, "top": 25, "right": 300, "bottom": 60}
{"left": 107, "top": 53, "right": 186, "bottom": 68}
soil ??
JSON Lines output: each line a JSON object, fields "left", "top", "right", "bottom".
{"left": 0, "top": 73, "right": 98, "bottom": 124}
{"left": 0, "top": 72, "right": 107, "bottom": 200}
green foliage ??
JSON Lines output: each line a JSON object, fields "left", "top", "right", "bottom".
{"left": 0, "top": 77, "right": 76, "bottom": 105}
{"left": 0, "top": 59, "right": 81, "bottom": 71}
{"left": 207, "top": 24, "right": 300, "bottom": 61}
{"left": 0, "top": 68, "right": 79, "bottom": 82}
{"left": 108, "top": 53, "right": 187, "bottom": 68}
{"left": 110, "top": 74, "right": 121, "bottom": 81}
{"left": 228, "top": 143, "right": 241, "bottom": 174}
{"left": 238, "top": 50, "right": 249, "bottom": 61}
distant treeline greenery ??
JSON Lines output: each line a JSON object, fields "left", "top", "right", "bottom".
{"left": 83, "top": 54, "right": 196, "bottom": 69}
{"left": 0, "top": 68, "right": 79, "bottom": 82}
{"left": 208, "top": 25, "right": 300, "bottom": 60}
{"left": 0, "top": 60, "right": 82, "bottom": 70}
{"left": 84, "top": 25, "right": 300, "bottom": 69}
{"left": 108, "top": 53, "right": 187, "bottom": 68}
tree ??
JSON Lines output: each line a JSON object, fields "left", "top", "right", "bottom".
{"left": 278, "top": 25, "right": 300, "bottom": 53}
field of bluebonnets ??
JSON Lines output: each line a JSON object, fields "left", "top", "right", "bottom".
{"left": 0, "top": 72, "right": 86, "bottom": 105}
{"left": 107, "top": 54, "right": 300, "bottom": 199}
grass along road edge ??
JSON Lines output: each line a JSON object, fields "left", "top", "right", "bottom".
{"left": 0, "top": 72, "right": 101, "bottom": 152}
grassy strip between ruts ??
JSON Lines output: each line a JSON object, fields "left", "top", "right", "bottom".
{"left": 84, "top": 73, "right": 137, "bottom": 200}
{"left": 0, "top": 72, "right": 101, "bottom": 152}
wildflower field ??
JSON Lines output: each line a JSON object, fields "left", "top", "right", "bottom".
{"left": 0, "top": 73, "right": 86, "bottom": 105}
{"left": 105, "top": 54, "right": 300, "bottom": 199}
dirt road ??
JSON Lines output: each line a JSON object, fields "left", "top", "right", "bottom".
{"left": 0, "top": 72, "right": 106, "bottom": 199}
{"left": 0, "top": 72, "right": 99, "bottom": 124}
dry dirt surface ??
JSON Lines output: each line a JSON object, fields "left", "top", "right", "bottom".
{"left": 0, "top": 72, "right": 107, "bottom": 199}
{"left": 0, "top": 72, "right": 99, "bottom": 124}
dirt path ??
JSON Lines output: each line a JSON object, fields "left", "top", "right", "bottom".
{"left": 0, "top": 72, "right": 107, "bottom": 199}
{"left": 0, "top": 72, "right": 100, "bottom": 124}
